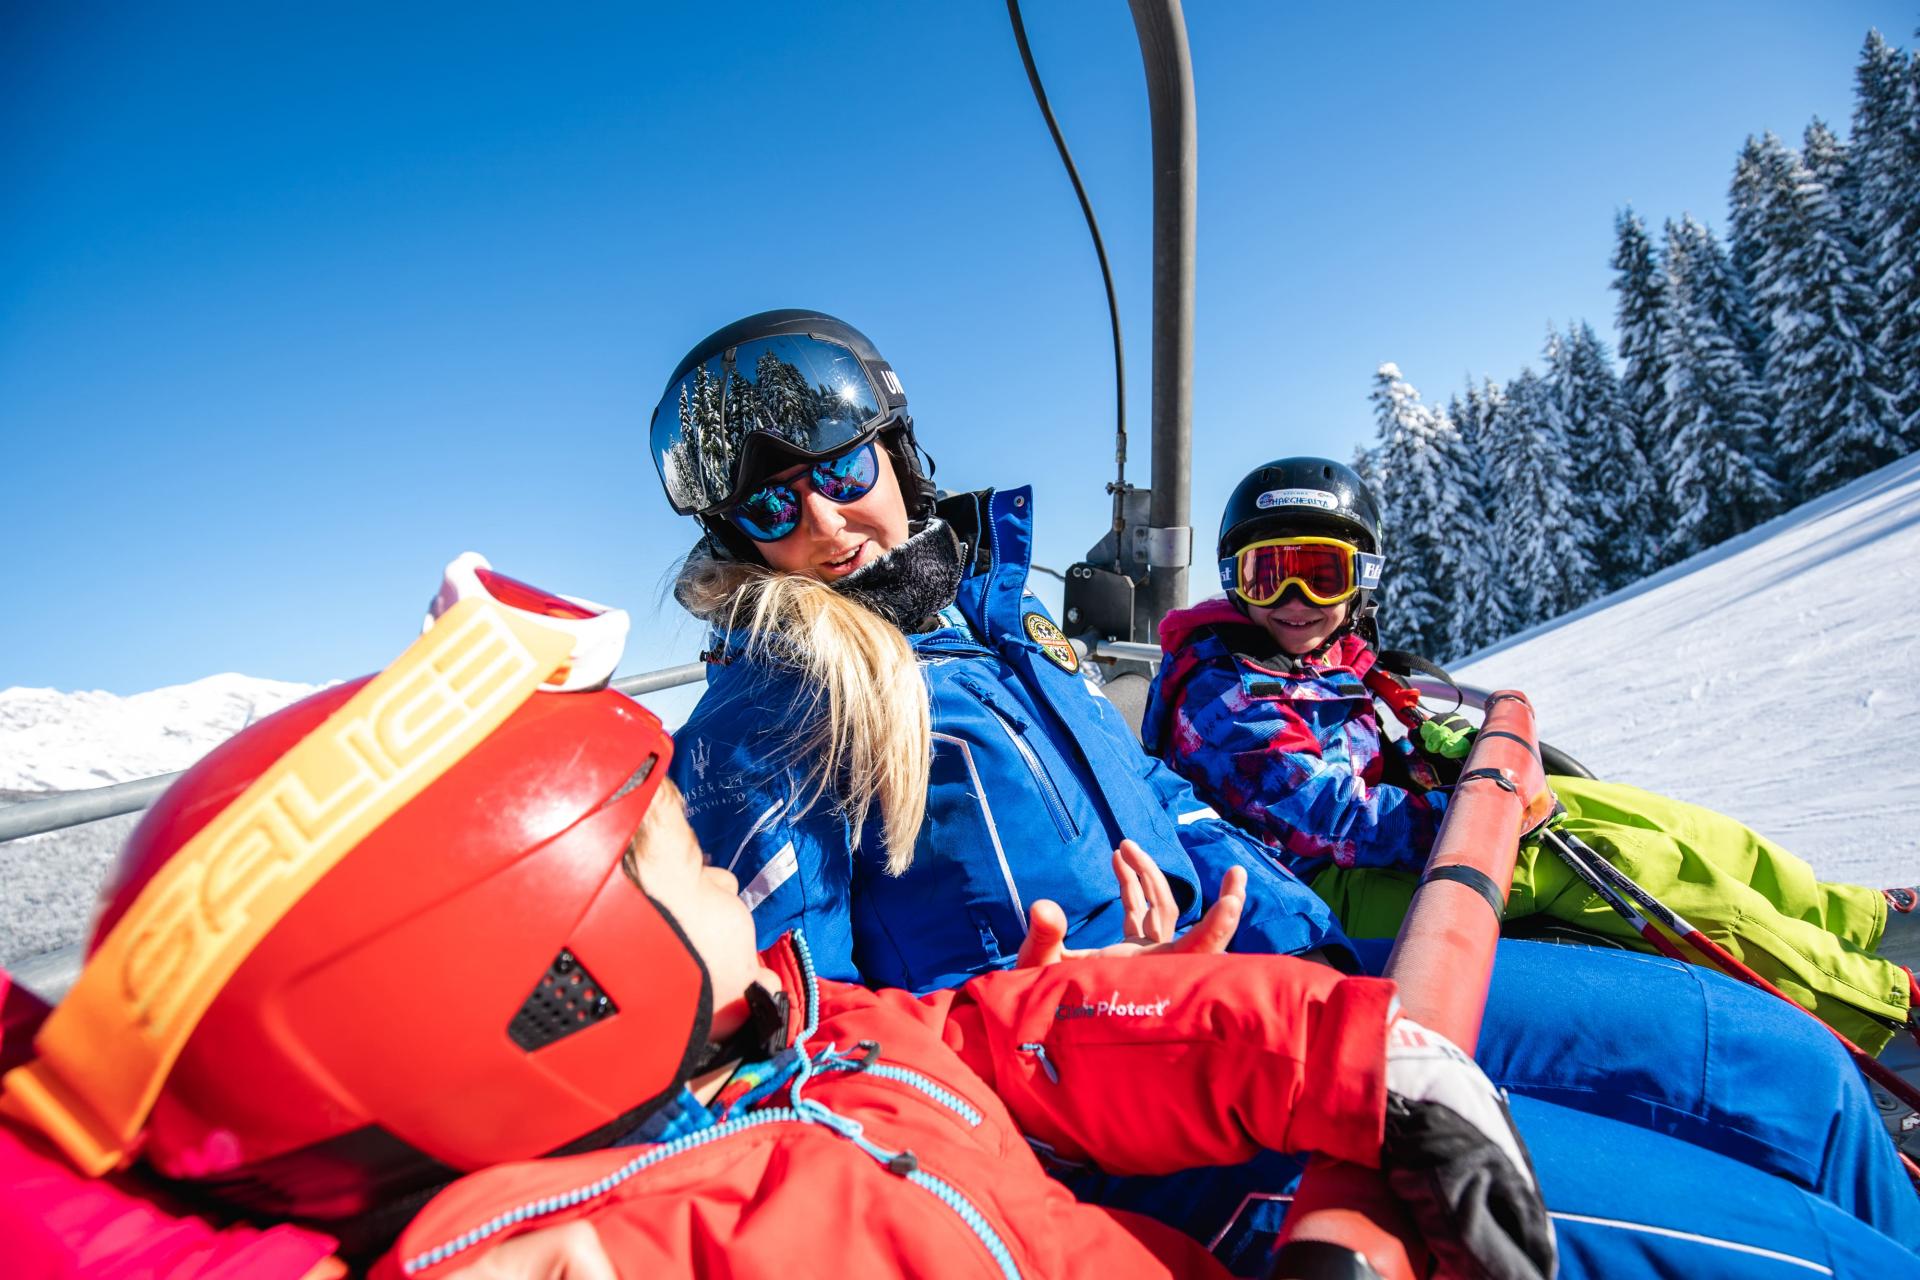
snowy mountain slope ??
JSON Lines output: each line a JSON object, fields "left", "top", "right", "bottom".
{"left": 0, "top": 673, "right": 319, "bottom": 792}
{"left": 1455, "top": 451, "right": 1920, "bottom": 888}
{"left": 0, "top": 673, "right": 319, "bottom": 966}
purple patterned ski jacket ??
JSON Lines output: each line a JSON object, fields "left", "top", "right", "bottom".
{"left": 1141, "top": 598, "right": 1448, "bottom": 877}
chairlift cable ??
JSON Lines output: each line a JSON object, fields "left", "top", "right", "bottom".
{"left": 1006, "top": 0, "right": 1129, "bottom": 537}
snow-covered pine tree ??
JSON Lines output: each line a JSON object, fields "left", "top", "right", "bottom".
{"left": 1446, "top": 380, "right": 1513, "bottom": 653}
{"left": 1698, "top": 208, "right": 1772, "bottom": 390}
{"left": 1729, "top": 138, "right": 1778, "bottom": 367}
{"left": 1852, "top": 30, "right": 1920, "bottom": 446}
{"left": 1482, "top": 366, "right": 1596, "bottom": 631}
{"left": 1743, "top": 130, "right": 1900, "bottom": 498}
{"left": 1803, "top": 117, "right": 1860, "bottom": 233}
{"left": 1367, "top": 364, "right": 1449, "bottom": 655}
{"left": 1657, "top": 215, "right": 1782, "bottom": 556}
{"left": 1609, "top": 209, "right": 1676, "bottom": 549}
{"left": 1546, "top": 322, "right": 1655, "bottom": 590}
{"left": 1351, "top": 441, "right": 1383, "bottom": 495}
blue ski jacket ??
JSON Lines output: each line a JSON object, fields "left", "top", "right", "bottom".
{"left": 672, "top": 487, "right": 1350, "bottom": 994}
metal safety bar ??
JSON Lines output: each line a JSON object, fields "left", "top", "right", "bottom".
{"left": 0, "top": 651, "right": 1501, "bottom": 846}
{"left": 0, "top": 661, "right": 714, "bottom": 846}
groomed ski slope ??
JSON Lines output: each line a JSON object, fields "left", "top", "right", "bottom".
{"left": 1454, "top": 451, "right": 1920, "bottom": 889}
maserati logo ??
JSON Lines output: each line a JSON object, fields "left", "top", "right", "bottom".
{"left": 691, "top": 737, "right": 711, "bottom": 782}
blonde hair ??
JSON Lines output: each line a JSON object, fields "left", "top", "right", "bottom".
{"left": 622, "top": 775, "right": 690, "bottom": 890}
{"left": 675, "top": 549, "right": 930, "bottom": 875}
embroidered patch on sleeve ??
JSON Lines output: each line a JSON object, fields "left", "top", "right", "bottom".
{"left": 1023, "top": 611, "right": 1080, "bottom": 673}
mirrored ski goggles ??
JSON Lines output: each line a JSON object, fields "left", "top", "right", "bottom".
{"left": 1221, "top": 536, "right": 1384, "bottom": 607}
{"left": 650, "top": 333, "right": 903, "bottom": 516}
{"left": 425, "top": 551, "right": 631, "bottom": 692}
{"left": 726, "top": 440, "right": 881, "bottom": 542}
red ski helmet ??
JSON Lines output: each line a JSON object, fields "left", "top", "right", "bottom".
{"left": 3, "top": 604, "right": 710, "bottom": 1233}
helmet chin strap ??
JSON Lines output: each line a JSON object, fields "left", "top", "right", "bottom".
{"left": 696, "top": 514, "right": 762, "bottom": 565}
{"left": 688, "top": 983, "right": 791, "bottom": 1077}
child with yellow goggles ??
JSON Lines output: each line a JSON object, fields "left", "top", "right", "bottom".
{"left": 1220, "top": 535, "right": 1385, "bottom": 608}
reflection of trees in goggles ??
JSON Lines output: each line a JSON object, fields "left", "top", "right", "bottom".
{"left": 1224, "top": 536, "right": 1381, "bottom": 607}
{"left": 653, "top": 335, "right": 884, "bottom": 514}
{"left": 728, "top": 441, "right": 880, "bottom": 542}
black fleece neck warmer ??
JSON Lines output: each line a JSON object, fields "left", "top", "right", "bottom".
{"left": 832, "top": 517, "right": 968, "bottom": 633}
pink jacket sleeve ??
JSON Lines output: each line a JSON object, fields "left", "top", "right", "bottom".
{"left": 928, "top": 952, "right": 1396, "bottom": 1174}
{"left": 1, "top": 970, "right": 342, "bottom": 1280}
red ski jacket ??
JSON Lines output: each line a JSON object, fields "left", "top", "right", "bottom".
{"left": 377, "top": 934, "right": 1397, "bottom": 1279}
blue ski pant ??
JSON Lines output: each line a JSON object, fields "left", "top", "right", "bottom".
{"left": 1061, "top": 938, "right": 1920, "bottom": 1272}
{"left": 1462, "top": 938, "right": 1919, "bottom": 1249}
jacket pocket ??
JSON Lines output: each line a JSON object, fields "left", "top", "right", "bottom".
{"left": 954, "top": 677, "right": 1080, "bottom": 841}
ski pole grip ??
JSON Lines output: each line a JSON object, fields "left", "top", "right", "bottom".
{"left": 1275, "top": 690, "right": 1544, "bottom": 1276}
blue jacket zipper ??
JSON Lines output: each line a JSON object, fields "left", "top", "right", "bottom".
{"left": 960, "top": 683, "right": 1080, "bottom": 841}
{"left": 400, "top": 1107, "right": 803, "bottom": 1274}
{"left": 863, "top": 1063, "right": 985, "bottom": 1127}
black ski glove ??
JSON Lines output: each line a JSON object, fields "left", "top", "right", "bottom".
{"left": 1381, "top": 1013, "right": 1556, "bottom": 1280}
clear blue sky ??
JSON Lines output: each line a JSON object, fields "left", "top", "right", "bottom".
{"left": 2, "top": 2, "right": 1907, "bottom": 702}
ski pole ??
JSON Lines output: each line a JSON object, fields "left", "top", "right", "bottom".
{"left": 1541, "top": 826, "right": 1920, "bottom": 1184}
{"left": 1543, "top": 826, "right": 1920, "bottom": 1106}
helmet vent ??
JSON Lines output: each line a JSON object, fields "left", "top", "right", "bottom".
{"left": 600, "top": 754, "right": 660, "bottom": 810}
{"left": 508, "top": 949, "right": 618, "bottom": 1051}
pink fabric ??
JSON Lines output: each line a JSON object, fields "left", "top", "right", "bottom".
{"left": 1, "top": 968, "right": 340, "bottom": 1279}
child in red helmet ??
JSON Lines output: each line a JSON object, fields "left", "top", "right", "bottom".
{"left": 4, "top": 564, "right": 1916, "bottom": 1280}
{"left": 0, "top": 579, "right": 1551, "bottom": 1279}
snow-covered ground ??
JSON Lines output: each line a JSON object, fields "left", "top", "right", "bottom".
{"left": 4, "top": 454, "right": 1918, "bottom": 973}
{"left": 1456, "top": 451, "right": 1920, "bottom": 888}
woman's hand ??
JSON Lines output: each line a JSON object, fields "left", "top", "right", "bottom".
{"left": 441, "top": 1220, "right": 617, "bottom": 1280}
{"left": 1015, "top": 841, "right": 1246, "bottom": 967}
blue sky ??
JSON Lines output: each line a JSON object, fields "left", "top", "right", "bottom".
{"left": 2, "top": 2, "right": 1908, "bottom": 702}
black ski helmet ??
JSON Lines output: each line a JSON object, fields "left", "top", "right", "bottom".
{"left": 649, "top": 309, "right": 937, "bottom": 560}
{"left": 1217, "top": 456, "right": 1386, "bottom": 641}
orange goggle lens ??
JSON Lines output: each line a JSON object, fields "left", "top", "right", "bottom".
{"left": 1229, "top": 538, "right": 1364, "bottom": 607}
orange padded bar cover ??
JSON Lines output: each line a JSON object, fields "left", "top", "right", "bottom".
{"left": 1274, "top": 690, "right": 1547, "bottom": 1279}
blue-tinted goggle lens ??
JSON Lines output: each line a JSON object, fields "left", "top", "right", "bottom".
{"left": 728, "top": 442, "right": 881, "bottom": 542}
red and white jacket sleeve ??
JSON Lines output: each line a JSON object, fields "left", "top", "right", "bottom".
{"left": 926, "top": 952, "right": 1395, "bottom": 1175}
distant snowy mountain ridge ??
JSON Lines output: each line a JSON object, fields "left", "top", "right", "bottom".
{"left": 0, "top": 674, "right": 320, "bottom": 793}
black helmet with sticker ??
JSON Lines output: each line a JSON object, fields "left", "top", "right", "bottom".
{"left": 1217, "top": 456, "right": 1386, "bottom": 645}
{"left": 1217, "top": 456, "right": 1384, "bottom": 559}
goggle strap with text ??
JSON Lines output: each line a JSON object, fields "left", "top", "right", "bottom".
{"left": 427, "top": 552, "right": 630, "bottom": 692}
{"left": 0, "top": 598, "right": 577, "bottom": 1175}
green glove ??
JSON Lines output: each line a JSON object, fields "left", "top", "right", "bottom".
{"left": 1418, "top": 712, "right": 1477, "bottom": 761}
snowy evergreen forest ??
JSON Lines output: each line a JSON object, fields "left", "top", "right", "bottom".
{"left": 1360, "top": 29, "right": 1920, "bottom": 660}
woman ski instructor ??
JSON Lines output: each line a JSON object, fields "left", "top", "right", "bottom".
{"left": 648, "top": 309, "right": 1920, "bottom": 1260}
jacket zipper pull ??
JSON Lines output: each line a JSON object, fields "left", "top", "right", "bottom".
{"left": 1019, "top": 1042, "right": 1060, "bottom": 1084}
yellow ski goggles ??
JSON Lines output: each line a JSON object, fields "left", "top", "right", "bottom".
{"left": 1220, "top": 535, "right": 1385, "bottom": 607}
